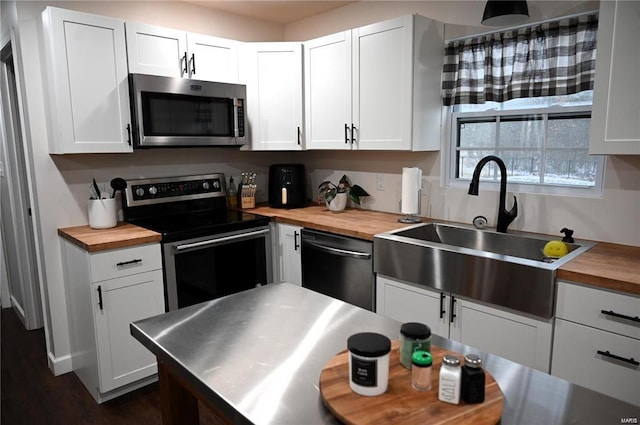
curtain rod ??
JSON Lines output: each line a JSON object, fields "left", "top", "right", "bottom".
{"left": 445, "top": 9, "right": 599, "bottom": 43}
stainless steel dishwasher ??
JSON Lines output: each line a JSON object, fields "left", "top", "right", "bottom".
{"left": 301, "top": 229, "right": 374, "bottom": 311}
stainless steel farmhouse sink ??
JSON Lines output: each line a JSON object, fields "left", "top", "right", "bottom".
{"left": 374, "top": 222, "right": 596, "bottom": 318}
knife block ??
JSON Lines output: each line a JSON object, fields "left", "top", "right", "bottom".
{"left": 241, "top": 196, "right": 255, "bottom": 209}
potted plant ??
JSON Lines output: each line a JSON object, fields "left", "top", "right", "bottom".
{"left": 316, "top": 175, "right": 370, "bottom": 211}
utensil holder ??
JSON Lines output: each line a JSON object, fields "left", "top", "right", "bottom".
{"left": 88, "top": 198, "right": 117, "bottom": 229}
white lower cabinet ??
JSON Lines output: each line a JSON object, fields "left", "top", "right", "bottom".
{"left": 552, "top": 281, "right": 640, "bottom": 406}
{"left": 274, "top": 223, "right": 302, "bottom": 285}
{"left": 61, "top": 239, "right": 165, "bottom": 403}
{"left": 376, "top": 275, "right": 553, "bottom": 372}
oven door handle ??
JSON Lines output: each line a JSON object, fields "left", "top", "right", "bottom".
{"left": 174, "top": 228, "right": 270, "bottom": 252}
{"left": 303, "top": 240, "right": 371, "bottom": 260}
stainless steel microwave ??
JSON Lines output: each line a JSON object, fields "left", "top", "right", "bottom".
{"left": 128, "top": 74, "right": 247, "bottom": 148}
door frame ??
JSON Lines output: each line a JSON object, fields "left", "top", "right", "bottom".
{"left": 0, "top": 28, "right": 44, "bottom": 330}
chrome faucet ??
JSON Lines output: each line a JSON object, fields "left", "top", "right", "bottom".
{"left": 468, "top": 155, "right": 518, "bottom": 233}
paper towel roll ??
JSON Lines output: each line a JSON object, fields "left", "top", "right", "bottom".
{"left": 401, "top": 167, "right": 422, "bottom": 215}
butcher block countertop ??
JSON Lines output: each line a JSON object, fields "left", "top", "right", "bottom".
{"left": 249, "top": 204, "right": 410, "bottom": 240}
{"left": 555, "top": 242, "right": 640, "bottom": 296}
{"left": 249, "top": 205, "right": 640, "bottom": 297}
{"left": 58, "top": 223, "right": 161, "bottom": 253}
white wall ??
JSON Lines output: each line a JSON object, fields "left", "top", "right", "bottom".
{"left": 12, "top": 0, "right": 295, "bottom": 375}
{"left": 8, "top": 0, "right": 640, "bottom": 378}
{"left": 286, "top": 1, "right": 640, "bottom": 246}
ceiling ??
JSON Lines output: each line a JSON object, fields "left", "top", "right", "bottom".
{"left": 181, "top": 1, "right": 357, "bottom": 24}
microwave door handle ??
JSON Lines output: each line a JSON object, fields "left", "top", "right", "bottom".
{"left": 233, "top": 97, "right": 239, "bottom": 138}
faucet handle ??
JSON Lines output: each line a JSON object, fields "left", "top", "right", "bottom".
{"left": 507, "top": 195, "right": 518, "bottom": 218}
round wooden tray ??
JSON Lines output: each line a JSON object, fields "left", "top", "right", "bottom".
{"left": 319, "top": 341, "right": 504, "bottom": 425}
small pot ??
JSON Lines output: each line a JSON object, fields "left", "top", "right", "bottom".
{"left": 326, "top": 192, "right": 348, "bottom": 211}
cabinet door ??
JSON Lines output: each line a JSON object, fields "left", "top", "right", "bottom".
{"left": 41, "top": 7, "right": 132, "bottom": 153}
{"left": 240, "top": 43, "right": 304, "bottom": 151}
{"left": 552, "top": 319, "right": 640, "bottom": 406}
{"left": 93, "top": 270, "right": 164, "bottom": 393}
{"left": 304, "top": 31, "right": 353, "bottom": 150}
{"left": 451, "top": 298, "right": 552, "bottom": 372}
{"left": 589, "top": 0, "right": 640, "bottom": 154}
{"left": 353, "top": 15, "right": 413, "bottom": 150}
{"left": 187, "top": 33, "right": 239, "bottom": 83}
{"left": 376, "top": 275, "right": 449, "bottom": 338}
{"left": 125, "top": 22, "right": 187, "bottom": 78}
{"left": 277, "top": 224, "right": 302, "bottom": 285}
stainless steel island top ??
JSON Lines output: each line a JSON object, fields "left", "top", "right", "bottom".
{"left": 131, "top": 283, "right": 638, "bottom": 425}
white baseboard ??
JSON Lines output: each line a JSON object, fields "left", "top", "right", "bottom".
{"left": 48, "top": 350, "right": 72, "bottom": 376}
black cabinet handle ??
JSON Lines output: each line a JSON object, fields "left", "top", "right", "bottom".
{"left": 344, "top": 123, "right": 348, "bottom": 144}
{"left": 450, "top": 296, "right": 457, "bottom": 323}
{"left": 182, "top": 52, "right": 188, "bottom": 74}
{"left": 116, "top": 259, "right": 142, "bottom": 267}
{"left": 190, "top": 53, "right": 196, "bottom": 75}
{"left": 294, "top": 231, "right": 299, "bottom": 251}
{"left": 351, "top": 124, "right": 356, "bottom": 144}
{"left": 126, "top": 123, "right": 132, "bottom": 146}
{"left": 597, "top": 350, "right": 639, "bottom": 366}
{"left": 297, "top": 126, "right": 301, "bottom": 145}
{"left": 97, "top": 286, "right": 103, "bottom": 310}
{"left": 601, "top": 309, "right": 640, "bottom": 323}
{"left": 439, "top": 293, "right": 446, "bottom": 319}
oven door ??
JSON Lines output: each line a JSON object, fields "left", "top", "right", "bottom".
{"left": 162, "top": 226, "right": 272, "bottom": 311}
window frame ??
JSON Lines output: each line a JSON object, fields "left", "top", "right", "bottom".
{"left": 445, "top": 104, "right": 606, "bottom": 197}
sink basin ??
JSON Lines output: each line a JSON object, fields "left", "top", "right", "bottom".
{"left": 374, "top": 222, "right": 595, "bottom": 318}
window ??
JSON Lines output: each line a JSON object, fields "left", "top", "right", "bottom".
{"left": 442, "top": 13, "right": 604, "bottom": 195}
{"left": 450, "top": 91, "right": 604, "bottom": 194}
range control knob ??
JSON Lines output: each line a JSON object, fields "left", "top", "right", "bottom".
{"left": 148, "top": 186, "right": 158, "bottom": 195}
{"left": 213, "top": 180, "right": 221, "bottom": 190}
{"left": 202, "top": 181, "right": 211, "bottom": 190}
{"left": 135, "top": 187, "right": 145, "bottom": 197}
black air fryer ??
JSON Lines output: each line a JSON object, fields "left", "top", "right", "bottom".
{"left": 269, "top": 164, "right": 307, "bottom": 208}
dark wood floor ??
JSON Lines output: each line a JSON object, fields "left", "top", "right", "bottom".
{"left": 1, "top": 307, "right": 222, "bottom": 425}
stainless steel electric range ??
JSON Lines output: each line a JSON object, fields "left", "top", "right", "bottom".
{"left": 122, "top": 173, "right": 272, "bottom": 311}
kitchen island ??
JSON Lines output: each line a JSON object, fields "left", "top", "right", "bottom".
{"left": 131, "top": 283, "right": 638, "bottom": 425}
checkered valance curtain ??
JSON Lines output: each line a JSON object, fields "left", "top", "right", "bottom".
{"left": 441, "top": 14, "right": 598, "bottom": 106}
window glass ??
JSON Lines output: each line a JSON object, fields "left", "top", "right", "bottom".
{"left": 451, "top": 92, "right": 603, "bottom": 192}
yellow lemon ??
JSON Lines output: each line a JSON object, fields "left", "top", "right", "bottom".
{"left": 543, "top": 240, "right": 569, "bottom": 258}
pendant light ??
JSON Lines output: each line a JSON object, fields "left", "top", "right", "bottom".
{"left": 482, "top": 0, "right": 530, "bottom": 26}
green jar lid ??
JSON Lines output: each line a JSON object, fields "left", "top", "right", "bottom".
{"left": 411, "top": 350, "right": 432, "bottom": 367}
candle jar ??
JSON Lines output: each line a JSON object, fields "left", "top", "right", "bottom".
{"left": 347, "top": 332, "right": 391, "bottom": 396}
{"left": 411, "top": 350, "right": 432, "bottom": 391}
{"left": 399, "top": 322, "right": 431, "bottom": 369}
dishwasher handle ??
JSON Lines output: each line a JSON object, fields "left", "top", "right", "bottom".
{"left": 303, "top": 239, "right": 371, "bottom": 260}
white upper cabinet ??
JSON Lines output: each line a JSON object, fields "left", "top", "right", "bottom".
{"left": 40, "top": 7, "right": 133, "bottom": 154}
{"left": 589, "top": 0, "right": 640, "bottom": 154}
{"left": 304, "top": 31, "right": 352, "bottom": 149}
{"left": 239, "top": 42, "right": 304, "bottom": 151}
{"left": 126, "top": 22, "right": 239, "bottom": 83}
{"left": 305, "top": 15, "right": 444, "bottom": 151}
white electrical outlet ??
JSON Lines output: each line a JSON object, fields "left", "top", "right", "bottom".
{"left": 376, "top": 174, "right": 384, "bottom": 191}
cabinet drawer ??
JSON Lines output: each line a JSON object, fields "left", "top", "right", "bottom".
{"left": 556, "top": 281, "right": 640, "bottom": 339}
{"left": 90, "top": 244, "right": 161, "bottom": 282}
{"left": 552, "top": 319, "right": 639, "bottom": 406}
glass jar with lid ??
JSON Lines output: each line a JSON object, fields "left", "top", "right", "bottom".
{"left": 399, "top": 322, "right": 431, "bottom": 369}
